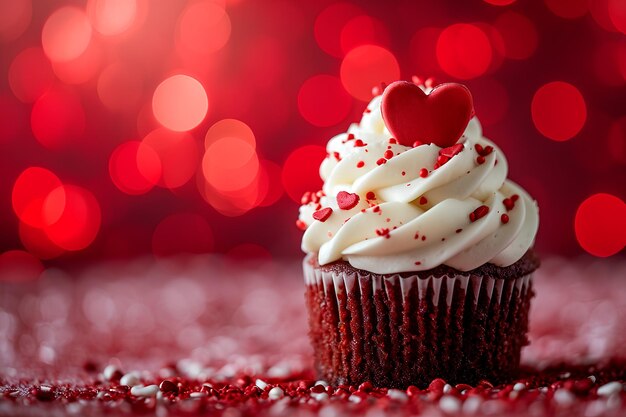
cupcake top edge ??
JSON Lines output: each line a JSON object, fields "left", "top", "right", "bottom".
{"left": 297, "top": 80, "right": 539, "bottom": 274}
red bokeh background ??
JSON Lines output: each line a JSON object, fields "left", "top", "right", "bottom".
{"left": 0, "top": 0, "right": 625, "bottom": 272}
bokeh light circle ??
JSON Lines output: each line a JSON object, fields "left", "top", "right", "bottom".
{"left": 176, "top": 1, "right": 231, "bottom": 57}
{"left": 0, "top": 0, "right": 32, "bottom": 42}
{"left": 42, "top": 7, "right": 92, "bottom": 62}
{"left": 298, "top": 75, "right": 352, "bottom": 127}
{"left": 97, "top": 62, "right": 143, "bottom": 112}
{"left": 19, "top": 222, "right": 65, "bottom": 260}
{"left": 314, "top": 3, "right": 362, "bottom": 57}
{"left": 281, "top": 145, "right": 326, "bottom": 203}
{"left": 152, "top": 213, "right": 213, "bottom": 257}
{"left": 43, "top": 185, "right": 101, "bottom": 251}
{"left": 141, "top": 129, "right": 200, "bottom": 189}
{"left": 51, "top": 38, "right": 103, "bottom": 85}
{"left": 575, "top": 193, "right": 626, "bottom": 257}
{"left": 339, "top": 15, "right": 390, "bottom": 55}
{"left": 531, "top": 81, "right": 586, "bottom": 141}
{"left": 152, "top": 74, "right": 208, "bottom": 132}
{"left": 8, "top": 48, "right": 54, "bottom": 103}
{"left": 436, "top": 23, "right": 492, "bottom": 79}
{"left": 31, "top": 87, "right": 85, "bottom": 148}
{"left": 203, "top": 138, "right": 259, "bottom": 192}
{"left": 545, "top": 0, "right": 588, "bottom": 19}
{"left": 494, "top": 12, "right": 539, "bottom": 60}
{"left": 409, "top": 27, "right": 442, "bottom": 78}
{"left": 86, "top": 0, "right": 137, "bottom": 36}
{"left": 109, "top": 141, "right": 161, "bottom": 195}
{"left": 12, "top": 167, "right": 63, "bottom": 228}
{"left": 340, "top": 45, "right": 400, "bottom": 101}
{"left": 205, "top": 119, "right": 256, "bottom": 149}
{"left": 608, "top": 116, "right": 626, "bottom": 164}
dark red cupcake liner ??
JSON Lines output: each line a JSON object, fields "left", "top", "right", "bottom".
{"left": 303, "top": 254, "right": 534, "bottom": 388}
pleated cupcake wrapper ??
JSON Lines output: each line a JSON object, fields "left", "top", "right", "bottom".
{"left": 303, "top": 257, "right": 534, "bottom": 387}
{"left": 303, "top": 263, "right": 532, "bottom": 309}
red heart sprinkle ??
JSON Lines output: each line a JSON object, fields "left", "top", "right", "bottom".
{"left": 336, "top": 191, "right": 360, "bottom": 210}
{"left": 381, "top": 81, "right": 474, "bottom": 148}
{"left": 312, "top": 207, "right": 333, "bottom": 222}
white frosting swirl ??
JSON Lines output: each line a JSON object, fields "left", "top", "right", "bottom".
{"left": 299, "top": 91, "right": 539, "bottom": 274}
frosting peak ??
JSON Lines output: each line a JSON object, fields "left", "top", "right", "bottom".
{"left": 298, "top": 81, "right": 539, "bottom": 274}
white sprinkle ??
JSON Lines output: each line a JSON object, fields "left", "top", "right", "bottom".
{"left": 311, "top": 392, "right": 329, "bottom": 401}
{"left": 387, "top": 389, "right": 408, "bottom": 403}
{"left": 255, "top": 379, "right": 268, "bottom": 390}
{"left": 96, "top": 391, "right": 106, "bottom": 399}
{"left": 597, "top": 381, "right": 623, "bottom": 396}
{"left": 39, "top": 385, "right": 52, "bottom": 392}
{"left": 439, "top": 395, "right": 461, "bottom": 413}
{"left": 103, "top": 365, "right": 120, "bottom": 381}
{"left": 513, "top": 382, "right": 526, "bottom": 391}
{"left": 315, "top": 380, "right": 329, "bottom": 387}
{"left": 190, "top": 392, "right": 207, "bottom": 398}
{"left": 348, "top": 394, "right": 362, "bottom": 403}
{"left": 268, "top": 387, "right": 284, "bottom": 400}
{"left": 131, "top": 385, "right": 159, "bottom": 397}
{"left": 560, "top": 372, "right": 571, "bottom": 379}
{"left": 443, "top": 384, "right": 452, "bottom": 394}
{"left": 9, "top": 391, "right": 20, "bottom": 397}
{"left": 539, "top": 387, "right": 549, "bottom": 393}
{"left": 554, "top": 389, "right": 575, "bottom": 406}
{"left": 120, "top": 372, "right": 141, "bottom": 387}
{"left": 462, "top": 396, "right": 483, "bottom": 414}
{"left": 588, "top": 375, "right": 597, "bottom": 383}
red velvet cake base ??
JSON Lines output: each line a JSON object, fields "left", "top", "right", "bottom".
{"left": 304, "top": 253, "right": 538, "bottom": 388}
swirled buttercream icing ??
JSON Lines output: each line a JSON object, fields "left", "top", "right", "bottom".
{"left": 298, "top": 82, "right": 539, "bottom": 274}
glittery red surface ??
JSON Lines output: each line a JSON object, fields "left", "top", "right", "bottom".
{"left": 1, "top": 256, "right": 625, "bottom": 416}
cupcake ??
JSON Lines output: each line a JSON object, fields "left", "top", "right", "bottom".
{"left": 297, "top": 79, "right": 539, "bottom": 388}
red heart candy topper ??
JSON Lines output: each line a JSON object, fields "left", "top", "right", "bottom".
{"left": 381, "top": 81, "right": 475, "bottom": 148}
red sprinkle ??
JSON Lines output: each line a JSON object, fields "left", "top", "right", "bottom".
{"left": 419, "top": 168, "right": 428, "bottom": 178}
{"left": 356, "top": 161, "right": 365, "bottom": 168}
{"left": 439, "top": 143, "right": 464, "bottom": 158}
{"left": 312, "top": 207, "right": 333, "bottom": 222}
{"left": 419, "top": 196, "right": 428, "bottom": 205}
{"left": 295, "top": 220, "right": 307, "bottom": 230}
{"left": 476, "top": 156, "right": 485, "bottom": 165}
{"left": 421, "top": 235, "right": 426, "bottom": 241}
{"left": 354, "top": 139, "right": 366, "bottom": 147}
{"left": 503, "top": 198, "right": 515, "bottom": 211}
{"left": 347, "top": 133, "right": 355, "bottom": 140}
{"left": 401, "top": 171, "right": 406, "bottom": 176}
{"left": 372, "top": 205, "right": 381, "bottom": 213}
{"left": 376, "top": 158, "right": 387, "bottom": 165}
{"left": 389, "top": 138, "right": 398, "bottom": 144}
{"left": 332, "top": 151, "right": 341, "bottom": 160}
{"left": 414, "top": 232, "right": 419, "bottom": 239}
{"left": 336, "top": 191, "right": 360, "bottom": 210}
{"left": 412, "top": 141, "right": 422, "bottom": 148}
{"left": 512, "top": 194, "right": 519, "bottom": 202}
{"left": 469, "top": 205, "right": 489, "bottom": 222}
{"left": 501, "top": 213, "right": 510, "bottom": 224}
{"left": 366, "top": 191, "right": 376, "bottom": 200}
{"left": 384, "top": 150, "right": 394, "bottom": 159}
{"left": 375, "top": 228, "right": 391, "bottom": 238}
{"left": 475, "top": 143, "right": 484, "bottom": 154}
{"left": 456, "top": 228, "right": 463, "bottom": 233}
{"left": 415, "top": 261, "right": 422, "bottom": 265}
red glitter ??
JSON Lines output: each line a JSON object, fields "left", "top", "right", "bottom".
{"left": 419, "top": 196, "right": 428, "bottom": 205}
{"left": 336, "top": 191, "right": 360, "bottom": 210}
{"left": 383, "top": 149, "right": 394, "bottom": 159}
{"left": 356, "top": 161, "right": 365, "bottom": 168}
{"left": 376, "top": 158, "right": 387, "bottom": 165}
{"left": 501, "top": 213, "right": 510, "bottom": 224}
{"left": 366, "top": 191, "right": 376, "bottom": 200}
{"left": 312, "top": 207, "right": 332, "bottom": 222}
{"left": 419, "top": 168, "right": 429, "bottom": 178}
